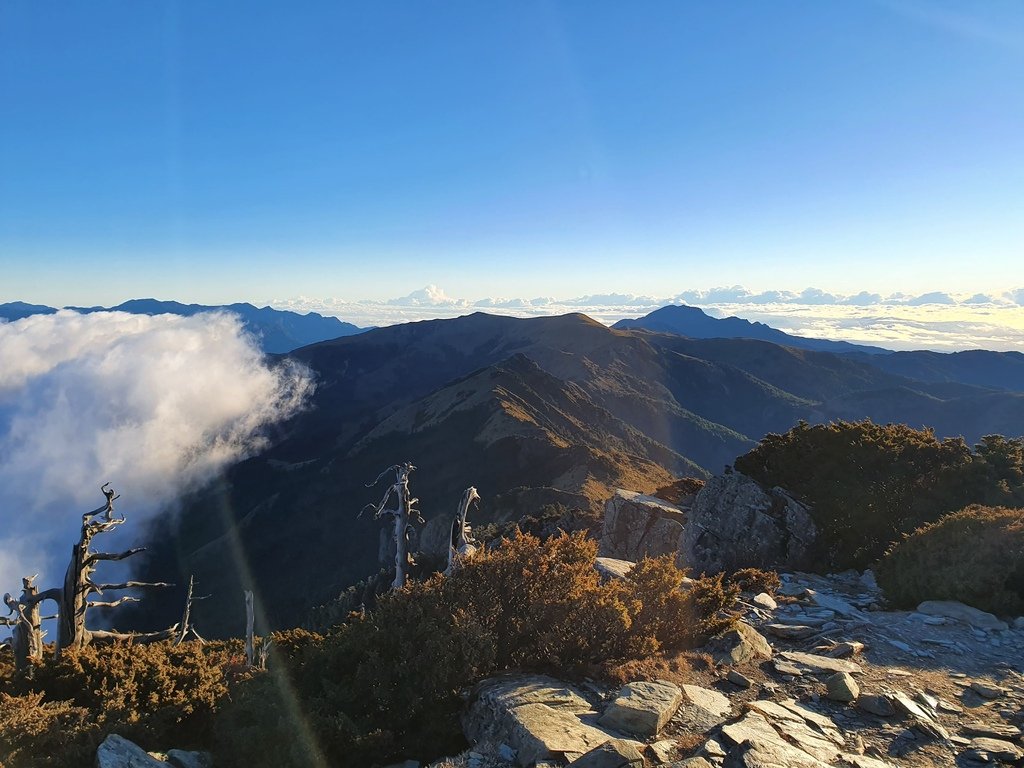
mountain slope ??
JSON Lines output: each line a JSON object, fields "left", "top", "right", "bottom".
{"left": 613, "top": 304, "right": 889, "bottom": 355}
{"left": 131, "top": 311, "right": 1024, "bottom": 636}
{"left": 847, "top": 349, "right": 1024, "bottom": 392}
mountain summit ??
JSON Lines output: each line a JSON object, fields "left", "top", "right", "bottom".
{"left": 613, "top": 304, "right": 888, "bottom": 355}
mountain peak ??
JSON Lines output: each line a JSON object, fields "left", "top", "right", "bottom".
{"left": 613, "top": 304, "right": 888, "bottom": 355}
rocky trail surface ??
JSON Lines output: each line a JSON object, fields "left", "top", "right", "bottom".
{"left": 426, "top": 569, "right": 1024, "bottom": 768}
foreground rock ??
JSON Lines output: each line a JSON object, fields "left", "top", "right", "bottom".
{"left": 682, "top": 472, "right": 818, "bottom": 574}
{"left": 464, "top": 675, "right": 614, "bottom": 765}
{"left": 95, "top": 735, "right": 211, "bottom": 768}
{"left": 97, "top": 735, "right": 166, "bottom": 768}
{"left": 707, "top": 622, "right": 772, "bottom": 665}
{"left": 825, "top": 672, "right": 859, "bottom": 702}
{"left": 567, "top": 739, "right": 645, "bottom": 768}
{"left": 599, "top": 680, "right": 683, "bottom": 737}
{"left": 599, "top": 490, "right": 685, "bottom": 563}
{"left": 916, "top": 601, "right": 1009, "bottom": 631}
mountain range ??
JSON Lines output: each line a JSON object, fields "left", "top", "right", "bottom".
{"left": 127, "top": 310, "right": 1024, "bottom": 636}
{"left": 613, "top": 304, "right": 889, "bottom": 354}
{"left": 0, "top": 298, "right": 364, "bottom": 353}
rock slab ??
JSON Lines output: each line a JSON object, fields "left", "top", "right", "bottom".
{"left": 599, "top": 680, "right": 683, "bottom": 738}
{"left": 917, "top": 600, "right": 1008, "bottom": 631}
{"left": 708, "top": 622, "right": 773, "bottom": 665}
{"left": 96, "top": 735, "right": 165, "bottom": 768}
{"left": 567, "top": 739, "right": 645, "bottom": 768}
{"left": 464, "top": 675, "right": 614, "bottom": 766}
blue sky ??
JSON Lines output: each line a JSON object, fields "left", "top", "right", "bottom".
{"left": 1, "top": 1, "right": 1023, "bottom": 307}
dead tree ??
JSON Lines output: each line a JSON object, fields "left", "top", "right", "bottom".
{"left": 173, "top": 575, "right": 209, "bottom": 645}
{"left": 445, "top": 487, "right": 480, "bottom": 576}
{"left": 2, "top": 577, "right": 47, "bottom": 671}
{"left": 362, "top": 462, "right": 423, "bottom": 589}
{"left": 244, "top": 590, "right": 270, "bottom": 670}
{"left": 16, "top": 483, "right": 176, "bottom": 659}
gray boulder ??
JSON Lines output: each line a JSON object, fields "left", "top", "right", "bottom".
{"left": 96, "top": 734, "right": 165, "bottom": 768}
{"left": 567, "top": 739, "right": 645, "bottom": 768}
{"left": 463, "top": 675, "right": 616, "bottom": 766}
{"left": 600, "top": 490, "right": 685, "bottom": 562}
{"left": 683, "top": 473, "right": 817, "bottom": 574}
{"left": 599, "top": 680, "right": 683, "bottom": 738}
{"left": 825, "top": 672, "right": 859, "bottom": 702}
{"left": 917, "top": 600, "right": 1008, "bottom": 631}
{"left": 706, "top": 621, "right": 773, "bottom": 665}
{"left": 417, "top": 515, "right": 454, "bottom": 561}
{"left": 166, "top": 751, "right": 213, "bottom": 768}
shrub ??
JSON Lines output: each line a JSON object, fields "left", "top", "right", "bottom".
{"left": 0, "top": 692, "right": 98, "bottom": 768}
{"left": 727, "top": 568, "right": 781, "bottom": 595}
{"left": 876, "top": 505, "right": 1024, "bottom": 616}
{"left": 214, "top": 531, "right": 738, "bottom": 768}
{"left": 27, "top": 641, "right": 230, "bottom": 750}
{"left": 627, "top": 557, "right": 737, "bottom": 653}
{"left": 734, "top": 420, "right": 1024, "bottom": 569}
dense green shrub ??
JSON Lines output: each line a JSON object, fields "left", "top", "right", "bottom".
{"left": 876, "top": 505, "right": 1024, "bottom": 615}
{"left": 735, "top": 420, "right": 1024, "bottom": 569}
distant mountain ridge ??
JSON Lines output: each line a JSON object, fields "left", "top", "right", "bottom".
{"left": 0, "top": 299, "right": 364, "bottom": 353}
{"left": 613, "top": 304, "right": 890, "bottom": 355}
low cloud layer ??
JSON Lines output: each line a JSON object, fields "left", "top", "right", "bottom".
{"left": 0, "top": 311, "right": 312, "bottom": 591}
{"left": 273, "top": 285, "right": 1024, "bottom": 352}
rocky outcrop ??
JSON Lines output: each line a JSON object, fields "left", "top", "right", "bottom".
{"left": 447, "top": 567, "right": 1024, "bottom": 768}
{"left": 682, "top": 473, "right": 817, "bottom": 574}
{"left": 418, "top": 514, "right": 453, "bottom": 561}
{"left": 599, "top": 490, "right": 685, "bottom": 563}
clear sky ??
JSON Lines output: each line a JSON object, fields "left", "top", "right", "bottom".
{"left": 1, "top": 1, "right": 1023, "bottom": 307}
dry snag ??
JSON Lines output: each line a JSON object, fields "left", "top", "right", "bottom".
{"left": 445, "top": 486, "right": 480, "bottom": 575}
{"left": 362, "top": 462, "right": 423, "bottom": 589}
{"left": 3, "top": 483, "right": 178, "bottom": 668}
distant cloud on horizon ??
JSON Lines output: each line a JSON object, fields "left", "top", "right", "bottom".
{"left": 270, "top": 284, "right": 1024, "bottom": 353}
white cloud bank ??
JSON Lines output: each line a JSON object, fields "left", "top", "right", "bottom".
{"left": 0, "top": 311, "right": 312, "bottom": 591}
{"left": 273, "top": 285, "right": 1024, "bottom": 352}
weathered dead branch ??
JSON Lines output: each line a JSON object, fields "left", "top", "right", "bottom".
{"left": 362, "top": 462, "right": 423, "bottom": 589}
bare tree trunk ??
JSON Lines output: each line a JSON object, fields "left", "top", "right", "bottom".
{"left": 445, "top": 487, "right": 480, "bottom": 576}
{"left": 174, "top": 575, "right": 208, "bottom": 645}
{"left": 363, "top": 462, "right": 423, "bottom": 589}
{"left": 245, "top": 590, "right": 255, "bottom": 668}
{"left": 10, "top": 484, "right": 175, "bottom": 661}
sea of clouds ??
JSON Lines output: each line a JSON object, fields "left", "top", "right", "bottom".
{"left": 0, "top": 310, "right": 312, "bottom": 593}
{"left": 273, "top": 284, "right": 1024, "bottom": 352}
